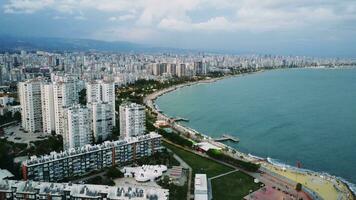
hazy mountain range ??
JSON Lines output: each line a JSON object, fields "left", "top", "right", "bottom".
{"left": 0, "top": 35, "right": 195, "bottom": 53}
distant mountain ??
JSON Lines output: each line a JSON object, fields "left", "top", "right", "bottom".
{"left": 0, "top": 35, "right": 190, "bottom": 53}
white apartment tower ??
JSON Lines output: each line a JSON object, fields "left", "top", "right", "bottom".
{"left": 87, "top": 80, "right": 116, "bottom": 125}
{"left": 53, "top": 81, "right": 78, "bottom": 135}
{"left": 63, "top": 105, "right": 92, "bottom": 150}
{"left": 41, "top": 83, "right": 55, "bottom": 134}
{"left": 119, "top": 102, "right": 146, "bottom": 139}
{"left": 88, "top": 102, "right": 114, "bottom": 142}
{"left": 18, "top": 79, "right": 43, "bottom": 133}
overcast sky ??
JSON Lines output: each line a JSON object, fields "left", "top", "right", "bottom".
{"left": 1, "top": 0, "right": 356, "bottom": 57}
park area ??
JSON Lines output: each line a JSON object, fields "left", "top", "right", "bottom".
{"left": 164, "top": 142, "right": 261, "bottom": 200}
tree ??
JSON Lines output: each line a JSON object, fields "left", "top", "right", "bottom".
{"left": 106, "top": 167, "right": 124, "bottom": 179}
{"left": 78, "top": 89, "right": 86, "bottom": 105}
{"left": 111, "top": 126, "right": 120, "bottom": 140}
{"left": 296, "top": 183, "right": 302, "bottom": 191}
{"left": 13, "top": 111, "right": 21, "bottom": 121}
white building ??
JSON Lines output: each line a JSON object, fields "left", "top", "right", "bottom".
{"left": 88, "top": 102, "right": 114, "bottom": 142}
{"left": 53, "top": 81, "right": 78, "bottom": 135}
{"left": 18, "top": 79, "right": 43, "bottom": 133}
{"left": 122, "top": 165, "right": 167, "bottom": 182}
{"left": 194, "top": 174, "right": 208, "bottom": 200}
{"left": 0, "top": 96, "right": 14, "bottom": 106}
{"left": 119, "top": 102, "right": 146, "bottom": 139}
{"left": 0, "top": 178, "right": 169, "bottom": 200}
{"left": 41, "top": 83, "right": 55, "bottom": 134}
{"left": 87, "top": 80, "right": 116, "bottom": 126}
{"left": 63, "top": 104, "right": 92, "bottom": 150}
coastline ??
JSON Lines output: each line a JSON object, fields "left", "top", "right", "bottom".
{"left": 143, "top": 71, "right": 355, "bottom": 199}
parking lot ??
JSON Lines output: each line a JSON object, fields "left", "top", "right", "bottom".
{"left": 3, "top": 125, "right": 49, "bottom": 144}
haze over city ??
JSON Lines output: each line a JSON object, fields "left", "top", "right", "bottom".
{"left": 1, "top": 0, "right": 356, "bottom": 57}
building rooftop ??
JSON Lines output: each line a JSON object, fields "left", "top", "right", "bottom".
{"left": 122, "top": 165, "right": 167, "bottom": 182}
{"left": 0, "top": 169, "right": 14, "bottom": 180}
{"left": 194, "top": 174, "right": 208, "bottom": 193}
{"left": 0, "top": 179, "right": 168, "bottom": 200}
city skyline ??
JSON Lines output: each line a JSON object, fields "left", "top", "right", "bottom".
{"left": 1, "top": 0, "right": 356, "bottom": 57}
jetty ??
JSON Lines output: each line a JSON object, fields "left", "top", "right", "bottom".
{"left": 171, "top": 117, "right": 189, "bottom": 122}
{"left": 214, "top": 134, "right": 239, "bottom": 143}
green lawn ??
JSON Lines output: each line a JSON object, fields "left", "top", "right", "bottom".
{"left": 163, "top": 142, "right": 233, "bottom": 178}
{"left": 211, "top": 171, "right": 262, "bottom": 200}
{"left": 164, "top": 142, "right": 262, "bottom": 200}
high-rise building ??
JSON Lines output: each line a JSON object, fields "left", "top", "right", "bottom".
{"left": 176, "top": 63, "right": 186, "bottom": 77}
{"left": 63, "top": 105, "right": 92, "bottom": 150}
{"left": 88, "top": 102, "right": 114, "bottom": 142}
{"left": 87, "top": 80, "right": 116, "bottom": 125}
{"left": 41, "top": 83, "right": 55, "bottom": 134}
{"left": 18, "top": 79, "right": 43, "bottom": 133}
{"left": 119, "top": 102, "right": 146, "bottom": 139}
{"left": 53, "top": 81, "right": 78, "bottom": 135}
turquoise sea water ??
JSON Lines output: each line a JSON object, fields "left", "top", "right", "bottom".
{"left": 156, "top": 68, "right": 356, "bottom": 187}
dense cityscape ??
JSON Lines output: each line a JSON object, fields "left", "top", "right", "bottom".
{"left": 0, "top": 50, "right": 355, "bottom": 200}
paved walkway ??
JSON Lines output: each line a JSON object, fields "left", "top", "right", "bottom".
{"left": 210, "top": 169, "right": 239, "bottom": 180}
{"left": 167, "top": 148, "right": 192, "bottom": 200}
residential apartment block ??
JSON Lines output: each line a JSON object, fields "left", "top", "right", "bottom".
{"left": 18, "top": 79, "right": 43, "bottom": 133}
{"left": 119, "top": 102, "right": 146, "bottom": 139}
{"left": 53, "top": 80, "right": 79, "bottom": 136}
{"left": 87, "top": 80, "right": 116, "bottom": 126}
{"left": 88, "top": 102, "right": 114, "bottom": 142}
{"left": 22, "top": 132, "right": 162, "bottom": 182}
{"left": 40, "top": 83, "right": 55, "bottom": 134}
{"left": 63, "top": 105, "right": 92, "bottom": 150}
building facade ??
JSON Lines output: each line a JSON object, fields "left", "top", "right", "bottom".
{"left": 63, "top": 105, "right": 92, "bottom": 150}
{"left": 53, "top": 81, "right": 78, "bottom": 135}
{"left": 40, "top": 83, "right": 55, "bottom": 134}
{"left": 18, "top": 79, "right": 43, "bottom": 133}
{"left": 88, "top": 102, "right": 114, "bottom": 142}
{"left": 119, "top": 102, "right": 146, "bottom": 139}
{"left": 87, "top": 80, "right": 116, "bottom": 126}
{"left": 22, "top": 132, "right": 162, "bottom": 182}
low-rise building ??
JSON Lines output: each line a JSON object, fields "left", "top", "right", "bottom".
{"left": 122, "top": 165, "right": 167, "bottom": 182}
{"left": 22, "top": 132, "right": 162, "bottom": 182}
{"left": 0, "top": 179, "right": 168, "bottom": 200}
{"left": 194, "top": 174, "right": 208, "bottom": 200}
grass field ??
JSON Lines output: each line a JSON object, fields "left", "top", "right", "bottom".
{"left": 164, "top": 141, "right": 262, "bottom": 200}
{"left": 211, "top": 171, "right": 262, "bottom": 200}
{"left": 163, "top": 142, "right": 233, "bottom": 177}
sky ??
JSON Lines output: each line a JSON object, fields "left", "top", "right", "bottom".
{"left": 1, "top": 0, "right": 356, "bottom": 57}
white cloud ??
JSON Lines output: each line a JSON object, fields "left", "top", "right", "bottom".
{"left": 108, "top": 14, "right": 136, "bottom": 22}
{"left": 158, "top": 17, "right": 235, "bottom": 31}
{"left": 3, "top": 0, "right": 54, "bottom": 13}
{"left": 3, "top": 0, "right": 356, "bottom": 33}
{"left": 92, "top": 27, "right": 158, "bottom": 42}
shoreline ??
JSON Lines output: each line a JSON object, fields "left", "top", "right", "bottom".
{"left": 143, "top": 71, "right": 355, "bottom": 199}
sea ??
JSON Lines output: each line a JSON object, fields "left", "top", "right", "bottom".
{"left": 155, "top": 67, "right": 356, "bottom": 192}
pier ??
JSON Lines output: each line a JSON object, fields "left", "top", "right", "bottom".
{"left": 169, "top": 117, "right": 190, "bottom": 122}
{"left": 172, "top": 117, "right": 189, "bottom": 122}
{"left": 214, "top": 134, "right": 239, "bottom": 143}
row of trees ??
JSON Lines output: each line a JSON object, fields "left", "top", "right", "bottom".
{"left": 157, "top": 128, "right": 194, "bottom": 148}
{"left": 206, "top": 149, "right": 260, "bottom": 172}
{"left": 0, "top": 111, "right": 21, "bottom": 126}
